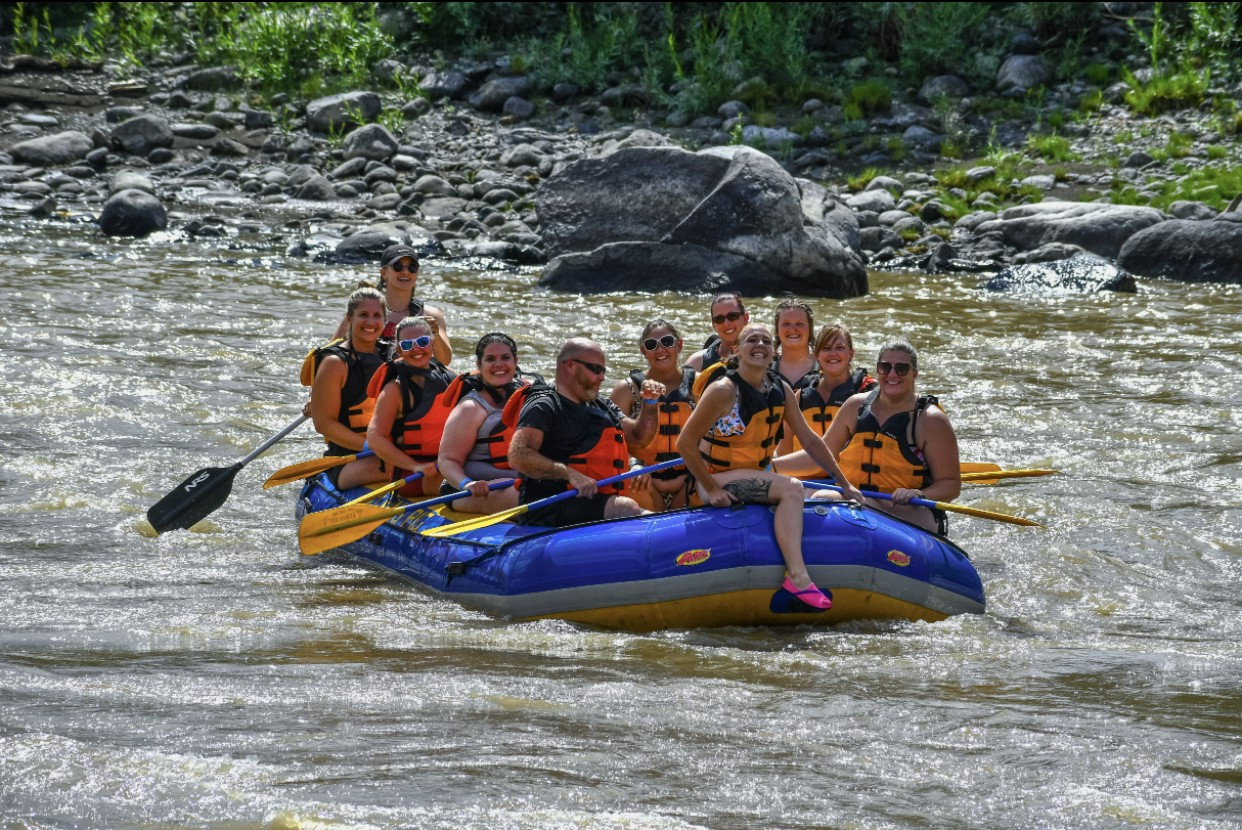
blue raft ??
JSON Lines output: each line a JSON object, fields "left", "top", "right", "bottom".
{"left": 297, "top": 474, "right": 985, "bottom": 631}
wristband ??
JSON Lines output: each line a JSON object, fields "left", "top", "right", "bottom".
{"left": 642, "top": 398, "right": 659, "bottom": 405}
{"left": 459, "top": 477, "right": 474, "bottom": 490}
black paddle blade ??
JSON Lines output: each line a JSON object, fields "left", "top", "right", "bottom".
{"left": 146, "top": 463, "right": 241, "bottom": 534}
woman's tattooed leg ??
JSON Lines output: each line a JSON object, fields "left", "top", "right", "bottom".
{"left": 722, "top": 478, "right": 772, "bottom": 504}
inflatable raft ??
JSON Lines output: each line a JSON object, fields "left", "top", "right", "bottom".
{"left": 296, "top": 474, "right": 985, "bottom": 631}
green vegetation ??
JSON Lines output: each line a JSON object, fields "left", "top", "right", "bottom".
{"left": 1025, "top": 133, "right": 1079, "bottom": 163}
{"left": 1121, "top": 2, "right": 1239, "bottom": 115}
{"left": 1110, "top": 165, "right": 1242, "bottom": 212}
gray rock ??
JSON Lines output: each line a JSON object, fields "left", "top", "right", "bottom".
{"left": 181, "top": 66, "right": 240, "bottom": 91}
{"left": 1118, "top": 217, "right": 1242, "bottom": 284}
{"left": 741, "top": 125, "right": 801, "bottom": 147}
{"left": 717, "top": 100, "right": 748, "bottom": 119}
{"left": 846, "top": 189, "right": 896, "bottom": 214}
{"left": 501, "top": 143, "right": 545, "bottom": 167}
{"left": 111, "top": 115, "right": 173, "bottom": 155}
{"left": 878, "top": 209, "right": 912, "bottom": 227}
{"left": 859, "top": 226, "right": 904, "bottom": 252}
{"left": 502, "top": 96, "right": 535, "bottom": 120}
{"left": 171, "top": 123, "right": 220, "bottom": 141}
{"left": 1020, "top": 174, "right": 1056, "bottom": 190}
{"left": 1168, "top": 200, "right": 1216, "bottom": 221}
{"left": 13, "top": 181, "right": 53, "bottom": 196}
{"left": 342, "top": 123, "right": 399, "bottom": 161}
{"left": 98, "top": 188, "right": 167, "bottom": 237}
{"left": 211, "top": 138, "right": 249, "bottom": 157}
{"left": 974, "top": 201, "right": 1167, "bottom": 259}
{"left": 306, "top": 91, "right": 381, "bottom": 134}
{"left": 917, "top": 75, "right": 970, "bottom": 105}
{"left": 244, "top": 110, "right": 274, "bottom": 130}
{"left": 412, "top": 174, "right": 457, "bottom": 196}
{"left": 11, "top": 131, "right": 94, "bottom": 166}
{"left": 469, "top": 76, "right": 530, "bottom": 112}
{"left": 109, "top": 171, "right": 154, "bottom": 195}
{"left": 401, "top": 97, "right": 431, "bottom": 118}
{"left": 1123, "top": 151, "right": 1154, "bottom": 168}
{"left": 420, "top": 196, "right": 469, "bottom": 218}
{"left": 595, "top": 129, "right": 677, "bottom": 156}
{"left": 420, "top": 69, "right": 470, "bottom": 100}
{"left": 996, "top": 54, "right": 1049, "bottom": 93}
{"left": 965, "top": 166, "right": 996, "bottom": 182}
{"left": 865, "top": 176, "right": 904, "bottom": 195}
{"left": 902, "top": 125, "right": 942, "bottom": 152}
{"left": 328, "top": 223, "right": 445, "bottom": 264}
{"left": 537, "top": 145, "right": 867, "bottom": 297}
{"left": 986, "top": 255, "right": 1136, "bottom": 292}
{"left": 1012, "top": 242, "right": 1087, "bottom": 263}
{"left": 369, "top": 192, "right": 402, "bottom": 210}
{"left": 292, "top": 174, "right": 336, "bottom": 201}
{"left": 330, "top": 157, "right": 368, "bottom": 179}
{"left": 105, "top": 106, "right": 144, "bottom": 123}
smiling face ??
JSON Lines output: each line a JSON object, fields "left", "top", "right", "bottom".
{"left": 348, "top": 298, "right": 386, "bottom": 348}
{"left": 776, "top": 307, "right": 811, "bottom": 351}
{"left": 380, "top": 256, "right": 418, "bottom": 296}
{"left": 709, "top": 296, "right": 748, "bottom": 345}
{"left": 736, "top": 324, "right": 775, "bottom": 371}
{"left": 875, "top": 347, "right": 918, "bottom": 399}
{"left": 395, "top": 321, "right": 434, "bottom": 368}
{"left": 639, "top": 324, "right": 682, "bottom": 373}
{"left": 816, "top": 331, "right": 855, "bottom": 380}
{"left": 477, "top": 340, "right": 516, "bottom": 388}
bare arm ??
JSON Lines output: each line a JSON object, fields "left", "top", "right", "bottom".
{"left": 364, "top": 383, "right": 431, "bottom": 474}
{"left": 675, "top": 379, "right": 735, "bottom": 507}
{"left": 436, "top": 398, "right": 491, "bottom": 496}
{"left": 423, "top": 304, "right": 453, "bottom": 365}
{"left": 619, "top": 378, "right": 666, "bottom": 451}
{"left": 897, "top": 406, "right": 961, "bottom": 504}
{"left": 684, "top": 349, "right": 705, "bottom": 371}
{"left": 509, "top": 425, "right": 600, "bottom": 498}
{"left": 310, "top": 355, "right": 364, "bottom": 452}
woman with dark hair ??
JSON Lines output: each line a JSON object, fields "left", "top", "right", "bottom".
{"left": 677, "top": 322, "right": 863, "bottom": 610}
{"left": 611, "top": 319, "right": 696, "bottom": 511}
{"left": 435, "top": 333, "right": 529, "bottom": 514}
{"left": 685, "top": 291, "right": 749, "bottom": 372}
{"left": 337, "top": 316, "right": 456, "bottom": 494}
{"left": 307, "top": 287, "right": 387, "bottom": 459}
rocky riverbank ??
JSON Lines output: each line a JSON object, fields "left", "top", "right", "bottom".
{"left": 1, "top": 55, "right": 1240, "bottom": 290}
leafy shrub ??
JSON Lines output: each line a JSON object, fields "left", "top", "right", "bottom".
{"left": 1026, "top": 133, "right": 1078, "bottom": 162}
{"left": 894, "top": 3, "right": 991, "bottom": 82}
{"left": 1122, "top": 65, "right": 1209, "bottom": 115}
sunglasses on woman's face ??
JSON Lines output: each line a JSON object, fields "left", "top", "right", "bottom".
{"left": 643, "top": 334, "right": 678, "bottom": 351}
{"left": 712, "top": 310, "right": 744, "bottom": 325}
{"left": 876, "top": 361, "right": 912, "bottom": 376}
{"left": 399, "top": 335, "right": 433, "bottom": 351}
{"left": 390, "top": 260, "right": 417, "bottom": 273}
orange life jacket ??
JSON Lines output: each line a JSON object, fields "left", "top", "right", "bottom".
{"left": 699, "top": 370, "right": 786, "bottom": 473}
{"left": 837, "top": 389, "right": 940, "bottom": 493}
{"left": 628, "top": 367, "right": 695, "bottom": 479}
{"left": 368, "top": 360, "right": 459, "bottom": 464}
{"left": 502, "top": 384, "right": 629, "bottom": 495}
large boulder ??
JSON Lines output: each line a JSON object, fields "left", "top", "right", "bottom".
{"left": 468, "top": 76, "right": 530, "bottom": 112}
{"left": 306, "top": 91, "right": 381, "bottom": 134}
{"left": 537, "top": 145, "right": 867, "bottom": 297}
{"left": 110, "top": 114, "right": 173, "bottom": 155}
{"left": 11, "top": 130, "right": 94, "bottom": 166}
{"left": 1118, "top": 215, "right": 1242, "bottom": 284}
{"left": 327, "top": 223, "right": 446, "bottom": 264}
{"left": 98, "top": 189, "right": 167, "bottom": 237}
{"left": 974, "top": 202, "right": 1167, "bottom": 259}
{"left": 985, "top": 255, "right": 1136, "bottom": 292}
{"left": 996, "top": 55, "right": 1050, "bottom": 93}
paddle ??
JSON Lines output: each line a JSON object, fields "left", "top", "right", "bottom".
{"left": 801, "top": 481, "right": 1042, "bottom": 527}
{"left": 298, "top": 478, "right": 517, "bottom": 556}
{"left": 420, "top": 458, "right": 687, "bottom": 538}
{"left": 960, "top": 468, "right": 1058, "bottom": 484}
{"left": 339, "top": 470, "right": 424, "bottom": 507}
{"left": 263, "top": 449, "right": 375, "bottom": 489}
{"left": 147, "top": 415, "right": 309, "bottom": 534}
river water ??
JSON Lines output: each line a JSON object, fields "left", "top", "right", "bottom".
{"left": 1, "top": 216, "right": 1240, "bottom": 830}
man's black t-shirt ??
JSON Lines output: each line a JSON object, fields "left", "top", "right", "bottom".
{"left": 516, "top": 388, "right": 625, "bottom": 503}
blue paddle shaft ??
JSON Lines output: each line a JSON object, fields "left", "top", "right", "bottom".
{"left": 399, "top": 478, "right": 517, "bottom": 515}
{"left": 803, "top": 480, "right": 936, "bottom": 510}
{"left": 520, "top": 457, "right": 685, "bottom": 512}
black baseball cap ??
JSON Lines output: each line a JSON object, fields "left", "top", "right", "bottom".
{"left": 380, "top": 244, "right": 419, "bottom": 268}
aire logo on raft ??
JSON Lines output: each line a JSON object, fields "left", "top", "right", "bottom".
{"left": 887, "top": 550, "right": 912, "bottom": 567}
{"left": 675, "top": 549, "right": 711, "bottom": 567}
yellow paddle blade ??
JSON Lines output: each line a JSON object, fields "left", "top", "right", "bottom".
{"left": 264, "top": 453, "right": 356, "bottom": 489}
{"left": 297, "top": 502, "right": 404, "bottom": 555}
{"left": 935, "top": 500, "right": 1042, "bottom": 527}
{"left": 341, "top": 479, "right": 405, "bottom": 507}
{"left": 960, "top": 469, "right": 1059, "bottom": 484}
{"left": 419, "top": 503, "right": 529, "bottom": 537}
{"left": 959, "top": 462, "right": 1002, "bottom": 474}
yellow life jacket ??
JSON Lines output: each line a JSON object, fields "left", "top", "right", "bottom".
{"left": 837, "top": 389, "right": 940, "bottom": 493}
{"left": 628, "top": 367, "right": 696, "bottom": 479}
{"left": 698, "top": 370, "right": 786, "bottom": 473}
{"left": 789, "top": 367, "right": 877, "bottom": 452}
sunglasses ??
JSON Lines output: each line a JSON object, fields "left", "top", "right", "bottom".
{"left": 643, "top": 334, "right": 678, "bottom": 351}
{"left": 399, "top": 335, "right": 433, "bottom": 351}
{"left": 712, "top": 310, "right": 744, "bottom": 325}
{"left": 569, "top": 357, "right": 606, "bottom": 376}
{"left": 389, "top": 260, "right": 417, "bottom": 273}
{"left": 876, "top": 361, "right": 912, "bottom": 376}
